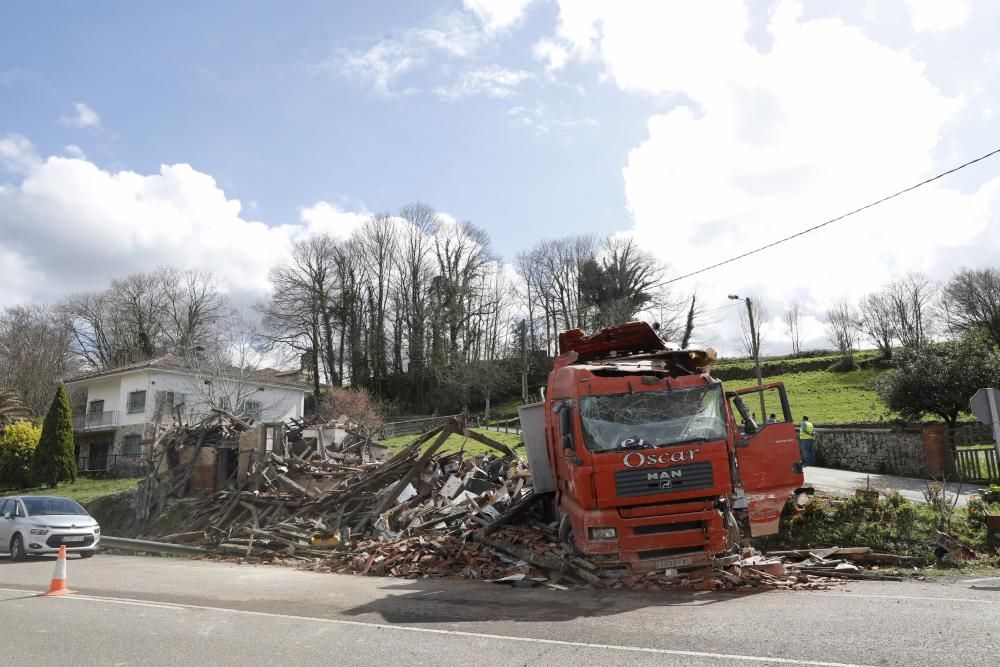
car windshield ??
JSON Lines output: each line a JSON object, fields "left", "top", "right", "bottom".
{"left": 23, "top": 497, "right": 88, "bottom": 516}
{"left": 579, "top": 385, "right": 727, "bottom": 452}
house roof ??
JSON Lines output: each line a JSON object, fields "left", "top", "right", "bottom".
{"left": 65, "top": 354, "right": 311, "bottom": 391}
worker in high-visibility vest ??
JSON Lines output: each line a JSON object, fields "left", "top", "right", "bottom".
{"left": 798, "top": 416, "right": 816, "bottom": 467}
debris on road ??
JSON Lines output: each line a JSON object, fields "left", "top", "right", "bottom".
{"left": 129, "top": 415, "right": 925, "bottom": 592}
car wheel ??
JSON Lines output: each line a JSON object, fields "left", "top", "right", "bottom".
{"left": 80, "top": 550, "right": 96, "bottom": 559}
{"left": 10, "top": 534, "right": 27, "bottom": 562}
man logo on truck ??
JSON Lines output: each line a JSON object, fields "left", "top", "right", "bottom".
{"left": 647, "top": 469, "right": 684, "bottom": 481}
{"left": 623, "top": 449, "right": 700, "bottom": 468}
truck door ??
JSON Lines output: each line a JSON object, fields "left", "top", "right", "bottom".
{"left": 728, "top": 384, "right": 804, "bottom": 536}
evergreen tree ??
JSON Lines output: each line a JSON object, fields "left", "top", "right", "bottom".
{"left": 31, "top": 382, "right": 77, "bottom": 487}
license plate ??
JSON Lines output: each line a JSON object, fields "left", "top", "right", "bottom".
{"left": 62, "top": 536, "right": 85, "bottom": 543}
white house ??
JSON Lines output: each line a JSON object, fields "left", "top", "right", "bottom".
{"left": 65, "top": 354, "right": 309, "bottom": 474}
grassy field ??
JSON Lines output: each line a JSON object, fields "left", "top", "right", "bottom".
{"left": 0, "top": 477, "right": 141, "bottom": 505}
{"left": 726, "top": 367, "right": 889, "bottom": 423}
{"left": 380, "top": 428, "right": 523, "bottom": 456}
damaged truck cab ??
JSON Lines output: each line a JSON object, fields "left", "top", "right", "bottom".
{"left": 520, "top": 322, "right": 805, "bottom": 573}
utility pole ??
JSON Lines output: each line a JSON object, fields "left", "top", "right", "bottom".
{"left": 520, "top": 319, "right": 528, "bottom": 404}
{"left": 730, "top": 294, "right": 766, "bottom": 421}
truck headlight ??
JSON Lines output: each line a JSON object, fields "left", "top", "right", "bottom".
{"left": 588, "top": 527, "right": 617, "bottom": 540}
{"left": 30, "top": 528, "right": 49, "bottom": 535}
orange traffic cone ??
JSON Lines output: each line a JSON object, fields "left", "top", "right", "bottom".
{"left": 39, "top": 545, "right": 74, "bottom": 596}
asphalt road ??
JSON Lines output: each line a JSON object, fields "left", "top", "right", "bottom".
{"left": 1, "top": 554, "right": 998, "bottom": 666}
{"left": 804, "top": 466, "right": 983, "bottom": 506}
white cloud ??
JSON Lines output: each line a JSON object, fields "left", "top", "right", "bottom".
{"left": 326, "top": 3, "right": 534, "bottom": 96}
{"left": 0, "top": 137, "right": 369, "bottom": 306}
{"left": 59, "top": 102, "right": 102, "bottom": 129}
{"left": 463, "top": 0, "right": 534, "bottom": 33}
{"left": 540, "top": 0, "right": 996, "bottom": 354}
{"left": 325, "top": 11, "right": 492, "bottom": 96}
{"left": 297, "top": 201, "right": 369, "bottom": 240}
{"left": 63, "top": 144, "right": 86, "bottom": 159}
{"left": 435, "top": 66, "right": 532, "bottom": 100}
{"left": 332, "top": 39, "right": 425, "bottom": 97}
{"left": 0, "top": 134, "right": 40, "bottom": 173}
{"left": 904, "top": 0, "right": 971, "bottom": 33}
{"left": 533, "top": 38, "right": 569, "bottom": 73}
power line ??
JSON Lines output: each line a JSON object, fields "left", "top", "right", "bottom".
{"left": 663, "top": 147, "right": 1000, "bottom": 286}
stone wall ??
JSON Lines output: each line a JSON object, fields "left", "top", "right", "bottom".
{"left": 814, "top": 425, "right": 928, "bottom": 478}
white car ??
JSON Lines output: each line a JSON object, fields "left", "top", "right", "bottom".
{"left": 0, "top": 495, "right": 101, "bottom": 561}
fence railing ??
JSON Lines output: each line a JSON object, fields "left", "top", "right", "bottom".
{"left": 484, "top": 417, "right": 521, "bottom": 434}
{"left": 77, "top": 453, "right": 148, "bottom": 477}
{"left": 72, "top": 410, "right": 119, "bottom": 431}
{"left": 949, "top": 444, "right": 1000, "bottom": 484}
{"left": 377, "top": 414, "right": 463, "bottom": 440}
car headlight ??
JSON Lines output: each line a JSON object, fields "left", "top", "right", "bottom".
{"left": 30, "top": 528, "right": 50, "bottom": 535}
{"left": 94, "top": 525, "right": 100, "bottom": 534}
{"left": 588, "top": 527, "right": 617, "bottom": 540}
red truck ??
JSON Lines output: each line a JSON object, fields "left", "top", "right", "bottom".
{"left": 519, "top": 321, "right": 807, "bottom": 573}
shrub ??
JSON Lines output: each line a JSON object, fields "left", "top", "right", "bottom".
{"left": 317, "top": 387, "right": 384, "bottom": 434}
{"left": 31, "top": 382, "right": 77, "bottom": 488}
{"left": 0, "top": 420, "right": 41, "bottom": 488}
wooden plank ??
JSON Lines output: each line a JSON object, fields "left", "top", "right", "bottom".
{"left": 461, "top": 428, "right": 518, "bottom": 458}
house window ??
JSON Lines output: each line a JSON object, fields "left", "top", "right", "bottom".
{"left": 88, "top": 399, "right": 104, "bottom": 414}
{"left": 157, "top": 391, "right": 185, "bottom": 410}
{"left": 240, "top": 400, "right": 262, "bottom": 422}
{"left": 123, "top": 434, "right": 142, "bottom": 458}
{"left": 126, "top": 390, "right": 146, "bottom": 414}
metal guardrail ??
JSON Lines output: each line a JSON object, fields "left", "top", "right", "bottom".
{"left": 99, "top": 536, "right": 208, "bottom": 556}
{"left": 72, "top": 410, "right": 118, "bottom": 431}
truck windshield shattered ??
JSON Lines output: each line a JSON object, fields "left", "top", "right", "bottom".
{"left": 579, "top": 384, "right": 727, "bottom": 452}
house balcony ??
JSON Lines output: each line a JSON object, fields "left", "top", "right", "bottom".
{"left": 72, "top": 410, "right": 119, "bottom": 432}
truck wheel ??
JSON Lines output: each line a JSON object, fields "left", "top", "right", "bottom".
{"left": 557, "top": 514, "right": 576, "bottom": 552}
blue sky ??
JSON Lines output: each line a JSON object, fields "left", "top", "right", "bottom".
{"left": 2, "top": 1, "right": 658, "bottom": 259}
{"left": 2, "top": 1, "right": 999, "bottom": 353}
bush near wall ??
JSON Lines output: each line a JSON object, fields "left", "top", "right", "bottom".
{"left": 0, "top": 421, "right": 41, "bottom": 488}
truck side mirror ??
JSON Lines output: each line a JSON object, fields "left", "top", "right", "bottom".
{"left": 2, "top": 512, "right": 11, "bottom": 520}
{"left": 558, "top": 404, "right": 575, "bottom": 451}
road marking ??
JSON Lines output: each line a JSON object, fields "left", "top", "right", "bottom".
{"left": 813, "top": 592, "right": 998, "bottom": 604}
{"left": 960, "top": 576, "right": 1000, "bottom": 584}
{"left": 0, "top": 587, "right": 872, "bottom": 666}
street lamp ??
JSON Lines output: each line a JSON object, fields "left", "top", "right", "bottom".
{"left": 729, "top": 294, "right": 766, "bottom": 421}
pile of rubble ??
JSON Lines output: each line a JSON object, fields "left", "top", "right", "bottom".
{"left": 134, "top": 414, "right": 924, "bottom": 592}
{"left": 141, "top": 419, "right": 552, "bottom": 565}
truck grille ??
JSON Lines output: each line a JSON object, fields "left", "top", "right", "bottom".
{"left": 615, "top": 462, "right": 714, "bottom": 498}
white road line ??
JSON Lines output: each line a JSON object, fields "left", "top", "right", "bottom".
{"left": 0, "top": 587, "right": 872, "bottom": 667}
{"left": 960, "top": 576, "right": 1000, "bottom": 584}
{"left": 812, "top": 592, "right": 998, "bottom": 604}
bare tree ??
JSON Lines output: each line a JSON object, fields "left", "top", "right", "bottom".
{"left": 0, "top": 305, "right": 74, "bottom": 415}
{"left": 783, "top": 302, "right": 803, "bottom": 355}
{"left": 159, "top": 267, "right": 228, "bottom": 352}
{"left": 738, "top": 299, "right": 769, "bottom": 360}
{"left": 397, "top": 203, "right": 437, "bottom": 379}
{"left": 942, "top": 266, "right": 1000, "bottom": 345}
{"left": 258, "top": 234, "right": 340, "bottom": 398}
{"left": 358, "top": 213, "right": 399, "bottom": 395}
{"left": 887, "top": 273, "right": 937, "bottom": 349}
{"left": 858, "top": 291, "right": 896, "bottom": 359}
{"left": 180, "top": 314, "right": 281, "bottom": 422}
{"left": 826, "top": 299, "right": 860, "bottom": 367}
